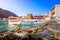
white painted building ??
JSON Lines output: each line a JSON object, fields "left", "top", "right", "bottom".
{"left": 51, "top": 4, "right": 60, "bottom": 20}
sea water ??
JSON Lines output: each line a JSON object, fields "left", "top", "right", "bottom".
{"left": 0, "top": 20, "right": 8, "bottom": 32}
{"left": 20, "top": 21, "right": 40, "bottom": 28}
{"left": 0, "top": 20, "right": 15, "bottom": 32}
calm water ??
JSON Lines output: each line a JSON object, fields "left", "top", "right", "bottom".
{"left": 0, "top": 20, "right": 42, "bottom": 32}
{"left": 0, "top": 20, "right": 51, "bottom": 36}
{"left": 0, "top": 20, "right": 8, "bottom": 32}
{"left": 20, "top": 21, "right": 40, "bottom": 28}
{"left": 0, "top": 20, "right": 15, "bottom": 32}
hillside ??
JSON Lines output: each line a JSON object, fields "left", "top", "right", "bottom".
{"left": 0, "top": 8, "right": 18, "bottom": 18}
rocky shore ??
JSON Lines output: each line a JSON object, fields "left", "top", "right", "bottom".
{"left": 0, "top": 32, "right": 58, "bottom": 40}
{"left": 0, "top": 21, "right": 60, "bottom": 40}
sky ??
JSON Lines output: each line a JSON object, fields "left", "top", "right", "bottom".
{"left": 0, "top": 0, "right": 60, "bottom": 16}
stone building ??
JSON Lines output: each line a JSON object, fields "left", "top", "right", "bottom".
{"left": 51, "top": 4, "right": 60, "bottom": 20}
{"left": 26, "top": 14, "right": 33, "bottom": 19}
{"left": 33, "top": 15, "right": 44, "bottom": 19}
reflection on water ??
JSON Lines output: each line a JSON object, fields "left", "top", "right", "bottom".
{"left": 0, "top": 20, "right": 16, "bottom": 32}
{"left": 20, "top": 21, "right": 40, "bottom": 28}
{"left": 0, "top": 20, "right": 40, "bottom": 32}
{"left": 0, "top": 20, "right": 8, "bottom": 32}
{"left": 0, "top": 20, "right": 42, "bottom": 32}
{"left": 0, "top": 20, "right": 45, "bottom": 33}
